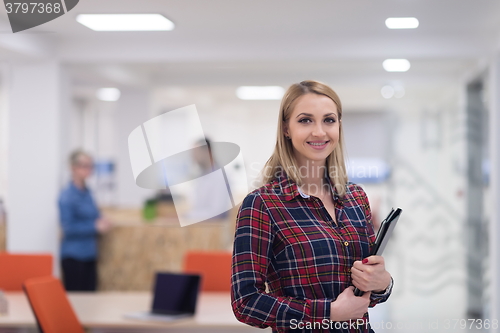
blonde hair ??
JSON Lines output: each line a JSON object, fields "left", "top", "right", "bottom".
{"left": 259, "top": 80, "right": 348, "bottom": 198}
{"left": 69, "top": 149, "right": 92, "bottom": 167}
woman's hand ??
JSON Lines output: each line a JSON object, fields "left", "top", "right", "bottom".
{"left": 330, "top": 286, "right": 370, "bottom": 321}
{"left": 95, "top": 217, "right": 113, "bottom": 234}
{"left": 351, "top": 255, "right": 391, "bottom": 293}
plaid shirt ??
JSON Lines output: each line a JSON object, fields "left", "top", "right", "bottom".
{"left": 231, "top": 168, "right": 393, "bottom": 333}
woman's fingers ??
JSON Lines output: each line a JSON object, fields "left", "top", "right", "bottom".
{"left": 351, "top": 255, "right": 391, "bottom": 292}
{"left": 352, "top": 260, "right": 364, "bottom": 271}
{"left": 363, "top": 255, "right": 385, "bottom": 265}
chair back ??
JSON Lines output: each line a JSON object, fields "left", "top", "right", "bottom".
{"left": 0, "top": 253, "right": 52, "bottom": 291}
{"left": 183, "top": 250, "right": 232, "bottom": 292}
{"left": 23, "top": 275, "right": 84, "bottom": 333}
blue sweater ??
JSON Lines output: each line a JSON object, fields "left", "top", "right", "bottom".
{"left": 58, "top": 181, "right": 100, "bottom": 261}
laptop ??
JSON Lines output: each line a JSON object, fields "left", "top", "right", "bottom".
{"left": 125, "top": 272, "right": 202, "bottom": 323}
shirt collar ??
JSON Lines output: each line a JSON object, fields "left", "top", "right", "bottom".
{"left": 69, "top": 180, "right": 88, "bottom": 194}
{"left": 275, "top": 168, "right": 340, "bottom": 202}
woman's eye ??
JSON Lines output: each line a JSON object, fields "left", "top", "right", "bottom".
{"left": 299, "top": 117, "right": 336, "bottom": 123}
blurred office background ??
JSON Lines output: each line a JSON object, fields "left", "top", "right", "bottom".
{"left": 0, "top": 0, "right": 500, "bottom": 332}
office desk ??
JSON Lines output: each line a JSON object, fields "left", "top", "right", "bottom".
{"left": 0, "top": 291, "right": 270, "bottom": 332}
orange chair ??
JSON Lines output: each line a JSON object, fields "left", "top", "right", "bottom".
{"left": 0, "top": 253, "right": 52, "bottom": 291}
{"left": 23, "top": 276, "right": 84, "bottom": 333}
{"left": 183, "top": 250, "right": 232, "bottom": 292}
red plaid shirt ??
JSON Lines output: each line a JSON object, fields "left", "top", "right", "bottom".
{"left": 231, "top": 168, "right": 392, "bottom": 333}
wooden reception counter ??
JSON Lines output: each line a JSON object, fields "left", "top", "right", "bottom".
{"left": 96, "top": 206, "right": 238, "bottom": 291}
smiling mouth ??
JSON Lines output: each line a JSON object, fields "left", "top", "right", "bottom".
{"left": 307, "top": 141, "right": 329, "bottom": 146}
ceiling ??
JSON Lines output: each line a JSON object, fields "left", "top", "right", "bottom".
{"left": 1, "top": 0, "right": 500, "bottom": 93}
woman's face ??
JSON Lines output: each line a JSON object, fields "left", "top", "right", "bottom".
{"left": 283, "top": 93, "right": 340, "bottom": 167}
{"left": 72, "top": 154, "right": 94, "bottom": 180}
{"left": 191, "top": 144, "right": 211, "bottom": 169}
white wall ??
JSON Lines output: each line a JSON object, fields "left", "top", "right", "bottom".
{"left": 488, "top": 56, "right": 500, "bottom": 329}
{"left": 114, "top": 88, "right": 155, "bottom": 208}
{"left": 0, "top": 65, "right": 9, "bottom": 201}
{"left": 5, "top": 61, "right": 66, "bottom": 277}
{"left": 386, "top": 85, "right": 469, "bottom": 324}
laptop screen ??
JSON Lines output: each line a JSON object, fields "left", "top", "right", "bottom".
{"left": 151, "top": 272, "right": 201, "bottom": 315}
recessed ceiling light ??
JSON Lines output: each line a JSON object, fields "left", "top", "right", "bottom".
{"left": 76, "top": 14, "right": 175, "bottom": 31}
{"left": 236, "top": 86, "right": 284, "bottom": 100}
{"left": 383, "top": 59, "right": 411, "bottom": 72}
{"left": 96, "top": 88, "right": 121, "bottom": 101}
{"left": 394, "top": 85, "right": 405, "bottom": 98}
{"left": 385, "top": 17, "right": 419, "bottom": 29}
{"left": 381, "top": 84, "right": 405, "bottom": 99}
{"left": 381, "top": 85, "right": 395, "bottom": 99}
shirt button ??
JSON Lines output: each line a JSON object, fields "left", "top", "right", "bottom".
{"left": 344, "top": 241, "right": 349, "bottom": 246}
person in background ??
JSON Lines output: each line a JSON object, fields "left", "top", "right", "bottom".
{"left": 183, "top": 137, "right": 231, "bottom": 222}
{"left": 58, "top": 150, "right": 112, "bottom": 291}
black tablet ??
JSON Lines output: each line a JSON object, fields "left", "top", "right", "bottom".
{"left": 371, "top": 208, "right": 402, "bottom": 256}
{"left": 353, "top": 207, "right": 402, "bottom": 296}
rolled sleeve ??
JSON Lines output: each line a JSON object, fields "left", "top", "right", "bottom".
{"left": 369, "top": 276, "right": 393, "bottom": 307}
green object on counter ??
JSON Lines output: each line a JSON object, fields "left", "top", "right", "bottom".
{"left": 143, "top": 199, "right": 157, "bottom": 221}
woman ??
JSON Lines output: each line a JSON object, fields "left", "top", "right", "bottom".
{"left": 58, "top": 150, "right": 112, "bottom": 291}
{"left": 231, "top": 80, "right": 393, "bottom": 333}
